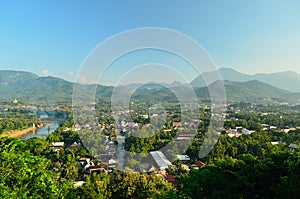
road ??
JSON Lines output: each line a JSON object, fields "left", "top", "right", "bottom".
{"left": 116, "top": 131, "right": 126, "bottom": 171}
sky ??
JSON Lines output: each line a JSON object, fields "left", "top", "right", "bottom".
{"left": 0, "top": 0, "right": 300, "bottom": 84}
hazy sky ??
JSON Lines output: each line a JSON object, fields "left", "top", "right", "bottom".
{"left": 0, "top": 0, "right": 299, "bottom": 84}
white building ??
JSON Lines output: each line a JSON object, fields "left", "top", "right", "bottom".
{"left": 150, "top": 151, "right": 172, "bottom": 170}
{"left": 176, "top": 155, "right": 190, "bottom": 161}
{"left": 242, "top": 128, "right": 255, "bottom": 135}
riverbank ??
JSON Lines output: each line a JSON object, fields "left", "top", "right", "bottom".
{"left": 1, "top": 123, "right": 45, "bottom": 138}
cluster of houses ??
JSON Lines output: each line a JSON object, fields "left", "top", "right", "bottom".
{"left": 214, "top": 123, "right": 300, "bottom": 151}
{"left": 49, "top": 139, "right": 118, "bottom": 174}
{"left": 49, "top": 138, "right": 206, "bottom": 186}
{"left": 119, "top": 120, "right": 138, "bottom": 136}
{"left": 217, "top": 126, "right": 255, "bottom": 138}
{"left": 217, "top": 120, "right": 299, "bottom": 138}
{"left": 119, "top": 117, "right": 202, "bottom": 138}
{"left": 78, "top": 136, "right": 119, "bottom": 174}
{"left": 78, "top": 156, "right": 117, "bottom": 175}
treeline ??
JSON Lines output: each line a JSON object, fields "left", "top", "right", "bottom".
{"left": 0, "top": 112, "right": 40, "bottom": 134}
{"left": 177, "top": 152, "right": 300, "bottom": 198}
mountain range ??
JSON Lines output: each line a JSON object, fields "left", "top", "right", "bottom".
{"left": 191, "top": 68, "right": 300, "bottom": 92}
{"left": 0, "top": 68, "right": 300, "bottom": 104}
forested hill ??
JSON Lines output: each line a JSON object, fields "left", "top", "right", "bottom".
{"left": 191, "top": 67, "right": 300, "bottom": 92}
{"left": 0, "top": 70, "right": 299, "bottom": 104}
{"left": 194, "top": 80, "right": 293, "bottom": 102}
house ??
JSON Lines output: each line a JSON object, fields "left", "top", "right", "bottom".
{"left": 181, "top": 133, "right": 196, "bottom": 138}
{"left": 190, "top": 160, "right": 205, "bottom": 169}
{"left": 88, "top": 165, "right": 106, "bottom": 174}
{"left": 174, "top": 133, "right": 195, "bottom": 140}
{"left": 82, "top": 159, "right": 94, "bottom": 170}
{"left": 196, "top": 160, "right": 206, "bottom": 167}
{"left": 70, "top": 141, "right": 81, "bottom": 149}
{"left": 242, "top": 128, "right": 255, "bottom": 135}
{"left": 176, "top": 155, "right": 190, "bottom": 162}
{"left": 271, "top": 141, "right": 286, "bottom": 145}
{"left": 50, "top": 142, "right": 64, "bottom": 147}
{"left": 228, "top": 127, "right": 253, "bottom": 136}
{"left": 150, "top": 151, "right": 172, "bottom": 170}
{"left": 270, "top": 126, "right": 277, "bottom": 130}
{"left": 108, "top": 159, "right": 117, "bottom": 169}
{"left": 228, "top": 133, "right": 241, "bottom": 138}
{"left": 262, "top": 124, "right": 271, "bottom": 131}
{"left": 172, "top": 122, "right": 182, "bottom": 127}
{"left": 50, "top": 142, "right": 64, "bottom": 152}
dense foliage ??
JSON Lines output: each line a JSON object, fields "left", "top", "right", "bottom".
{"left": 0, "top": 138, "right": 74, "bottom": 198}
{"left": 0, "top": 136, "right": 180, "bottom": 198}
{"left": 177, "top": 152, "right": 300, "bottom": 198}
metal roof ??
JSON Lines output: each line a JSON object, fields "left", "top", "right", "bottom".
{"left": 150, "top": 151, "right": 172, "bottom": 170}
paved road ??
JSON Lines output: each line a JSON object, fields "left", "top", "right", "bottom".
{"left": 116, "top": 132, "right": 126, "bottom": 171}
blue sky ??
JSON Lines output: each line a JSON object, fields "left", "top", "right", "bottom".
{"left": 0, "top": 0, "right": 299, "bottom": 84}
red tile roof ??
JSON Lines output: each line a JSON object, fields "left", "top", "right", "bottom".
{"left": 195, "top": 160, "right": 205, "bottom": 167}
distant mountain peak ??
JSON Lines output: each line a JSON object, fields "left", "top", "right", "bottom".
{"left": 191, "top": 67, "right": 300, "bottom": 92}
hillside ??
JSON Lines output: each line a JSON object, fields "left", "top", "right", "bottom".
{"left": 0, "top": 72, "right": 73, "bottom": 103}
{"left": 191, "top": 68, "right": 300, "bottom": 92}
{"left": 0, "top": 70, "right": 38, "bottom": 85}
{"left": 0, "top": 71, "right": 115, "bottom": 103}
{"left": 223, "top": 80, "right": 291, "bottom": 101}
{"left": 0, "top": 70, "right": 298, "bottom": 104}
{"left": 194, "top": 80, "right": 292, "bottom": 102}
{"left": 191, "top": 68, "right": 252, "bottom": 88}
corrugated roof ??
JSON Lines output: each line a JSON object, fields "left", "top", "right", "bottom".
{"left": 150, "top": 151, "right": 172, "bottom": 170}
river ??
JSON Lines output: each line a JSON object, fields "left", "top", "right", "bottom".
{"left": 18, "top": 121, "right": 60, "bottom": 140}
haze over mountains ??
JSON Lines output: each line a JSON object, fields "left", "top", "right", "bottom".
{"left": 191, "top": 68, "right": 300, "bottom": 92}
{"left": 0, "top": 68, "right": 300, "bottom": 103}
